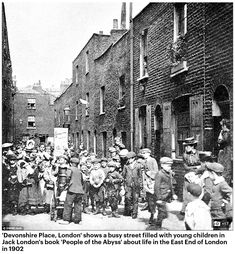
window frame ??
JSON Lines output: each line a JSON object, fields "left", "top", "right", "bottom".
{"left": 27, "top": 98, "right": 36, "bottom": 110}
{"left": 27, "top": 115, "right": 36, "bottom": 128}
{"left": 174, "top": 3, "right": 187, "bottom": 42}
{"left": 85, "top": 50, "right": 89, "bottom": 75}
{"left": 140, "top": 28, "right": 148, "bottom": 78}
{"left": 100, "top": 86, "right": 105, "bottom": 114}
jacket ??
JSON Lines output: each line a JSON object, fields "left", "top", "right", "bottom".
{"left": 154, "top": 169, "right": 175, "bottom": 201}
{"left": 67, "top": 166, "right": 84, "bottom": 194}
{"left": 122, "top": 161, "right": 143, "bottom": 188}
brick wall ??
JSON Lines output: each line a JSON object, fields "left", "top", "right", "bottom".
{"left": 14, "top": 92, "right": 54, "bottom": 142}
{"left": 132, "top": 3, "right": 233, "bottom": 198}
{"left": 2, "top": 3, "right": 15, "bottom": 143}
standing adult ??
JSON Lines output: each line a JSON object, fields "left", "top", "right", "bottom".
{"left": 180, "top": 137, "right": 201, "bottom": 216}
{"left": 59, "top": 158, "right": 84, "bottom": 225}
{"left": 217, "top": 119, "right": 232, "bottom": 186}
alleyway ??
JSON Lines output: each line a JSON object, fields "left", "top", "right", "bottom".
{"left": 2, "top": 202, "right": 185, "bottom": 231}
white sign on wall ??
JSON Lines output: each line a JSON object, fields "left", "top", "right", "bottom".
{"left": 54, "top": 128, "right": 68, "bottom": 157}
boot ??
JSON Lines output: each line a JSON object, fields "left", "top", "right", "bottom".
{"left": 141, "top": 203, "right": 149, "bottom": 211}
{"left": 132, "top": 213, "right": 137, "bottom": 219}
{"left": 93, "top": 207, "right": 101, "bottom": 215}
{"left": 83, "top": 205, "right": 90, "bottom": 214}
{"left": 111, "top": 211, "right": 120, "bottom": 218}
{"left": 149, "top": 214, "right": 154, "bottom": 225}
{"left": 102, "top": 207, "right": 107, "bottom": 216}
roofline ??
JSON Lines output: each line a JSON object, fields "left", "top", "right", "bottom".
{"left": 133, "top": 3, "right": 152, "bottom": 21}
{"left": 54, "top": 82, "right": 74, "bottom": 102}
{"left": 72, "top": 33, "right": 110, "bottom": 63}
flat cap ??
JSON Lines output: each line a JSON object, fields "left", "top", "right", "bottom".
{"left": 2, "top": 143, "right": 13, "bottom": 148}
{"left": 58, "top": 154, "right": 68, "bottom": 161}
{"left": 92, "top": 158, "right": 101, "bottom": 164}
{"left": 119, "top": 149, "right": 129, "bottom": 157}
{"left": 205, "top": 162, "right": 224, "bottom": 173}
{"left": 70, "top": 157, "right": 80, "bottom": 164}
{"left": 141, "top": 148, "right": 151, "bottom": 154}
{"left": 126, "top": 151, "right": 136, "bottom": 159}
{"left": 107, "top": 161, "right": 116, "bottom": 167}
{"left": 7, "top": 153, "right": 18, "bottom": 160}
{"left": 100, "top": 157, "right": 108, "bottom": 162}
{"left": 112, "top": 155, "right": 120, "bottom": 161}
{"left": 160, "top": 157, "right": 173, "bottom": 165}
{"left": 108, "top": 147, "right": 116, "bottom": 153}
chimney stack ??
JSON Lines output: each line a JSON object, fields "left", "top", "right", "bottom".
{"left": 113, "top": 19, "right": 118, "bottom": 29}
{"left": 99, "top": 31, "right": 103, "bottom": 35}
{"left": 121, "top": 2, "right": 126, "bottom": 29}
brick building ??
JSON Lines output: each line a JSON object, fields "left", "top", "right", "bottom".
{"left": 54, "top": 4, "right": 130, "bottom": 156}
{"left": 2, "top": 3, "right": 16, "bottom": 143}
{"left": 132, "top": 3, "right": 233, "bottom": 197}
{"left": 14, "top": 82, "right": 55, "bottom": 144}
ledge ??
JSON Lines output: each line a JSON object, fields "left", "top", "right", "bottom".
{"left": 26, "top": 127, "right": 36, "bottom": 130}
{"left": 137, "top": 74, "right": 149, "bottom": 82}
{"left": 118, "top": 105, "right": 126, "bottom": 111}
{"left": 170, "top": 61, "right": 188, "bottom": 78}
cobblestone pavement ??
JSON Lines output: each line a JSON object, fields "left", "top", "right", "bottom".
{"left": 2, "top": 201, "right": 185, "bottom": 231}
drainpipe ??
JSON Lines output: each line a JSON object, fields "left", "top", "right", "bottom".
{"left": 130, "top": 2, "right": 134, "bottom": 151}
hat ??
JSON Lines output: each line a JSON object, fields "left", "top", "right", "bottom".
{"left": 100, "top": 157, "right": 108, "bottom": 162}
{"left": 160, "top": 157, "right": 173, "bottom": 165}
{"left": 146, "top": 170, "right": 156, "bottom": 180}
{"left": 137, "top": 153, "right": 145, "bottom": 159}
{"left": 205, "top": 162, "right": 224, "bottom": 173}
{"left": 119, "top": 149, "right": 129, "bottom": 158}
{"left": 108, "top": 161, "right": 116, "bottom": 167}
{"left": 58, "top": 155, "right": 68, "bottom": 161}
{"left": 112, "top": 155, "right": 120, "bottom": 161}
{"left": 126, "top": 151, "right": 136, "bottom": 159}
{"left": 70, "top": 157, "right": 79, "bottom": 164}
{"left": 183, "top": 137, "right": 198, "bottom": 146}
{"left": 92, "top": 158, "right": 101, "bottom": 164}
{"left": 119, "top": 143, "right": 126, "bottom": 149}
{"left": 108, "top": 147, "right": 116, "bottom": 153}
{"left": 7, "top": 153, "right": 18, "bottom": 160}
{"left": 141, "top": 148, "right": 151, "bottom": 154}
{"left": 2, "top": 143, "right": 13, "bottom": 148}
{"left": 187, "top": 183, "right": 202, "bottom": 197}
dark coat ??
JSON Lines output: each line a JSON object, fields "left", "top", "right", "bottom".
{"left": 154, "top": 169, "right": 175, "bottom": 202}
{"left": 67, "top": 166, "right": 84, "bottom": 194}
{"left": 122, "top": 161, "right": 143, "bottom": 189}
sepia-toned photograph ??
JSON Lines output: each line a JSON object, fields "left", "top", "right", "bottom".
{"left": 2, "top": 1, "right": 233, "bottom": 232}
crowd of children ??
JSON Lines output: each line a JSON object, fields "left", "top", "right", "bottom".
{"left": 2, "top": 134, "right": 233, "bottom": 230}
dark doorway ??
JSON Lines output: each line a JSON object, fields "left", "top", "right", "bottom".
{"left": 213, "top": 85, "right": 230, "bottom": 156}
{"left": 154, "top": 105, "right": 163, "bottom": 162}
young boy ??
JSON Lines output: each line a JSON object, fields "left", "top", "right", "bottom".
{"left": 184, "top": 183, "right": 212, "bottom": 230}
{"left": 59, "top": 157, "right": 84, "bottom": 224}
{"left": 206, "top": 162, "right": 232, "bottom": 230}
{"left": 143, "top": 170, "right": 156, "bottom": 224}
{"left": 122, "top": 151, "right": 143, "bottom": 218}
{"left": 154, "top": 157, "right": 177, "bottom": 229}
{"left": 106, "top": 161, "right": 123, "bottom": 218}
{"left": 89, "top": 158, "right": 106, "bottom": 215}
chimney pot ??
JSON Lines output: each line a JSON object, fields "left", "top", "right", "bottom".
{"left": 121, "top": 2, "right": 126, "bottom": 29}
{"left": 113, "top": 19, "right": 118, "bottom": 29}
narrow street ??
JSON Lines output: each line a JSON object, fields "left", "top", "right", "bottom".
{"left": 2, "top": 202, "right": 185, "bottom": 231}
